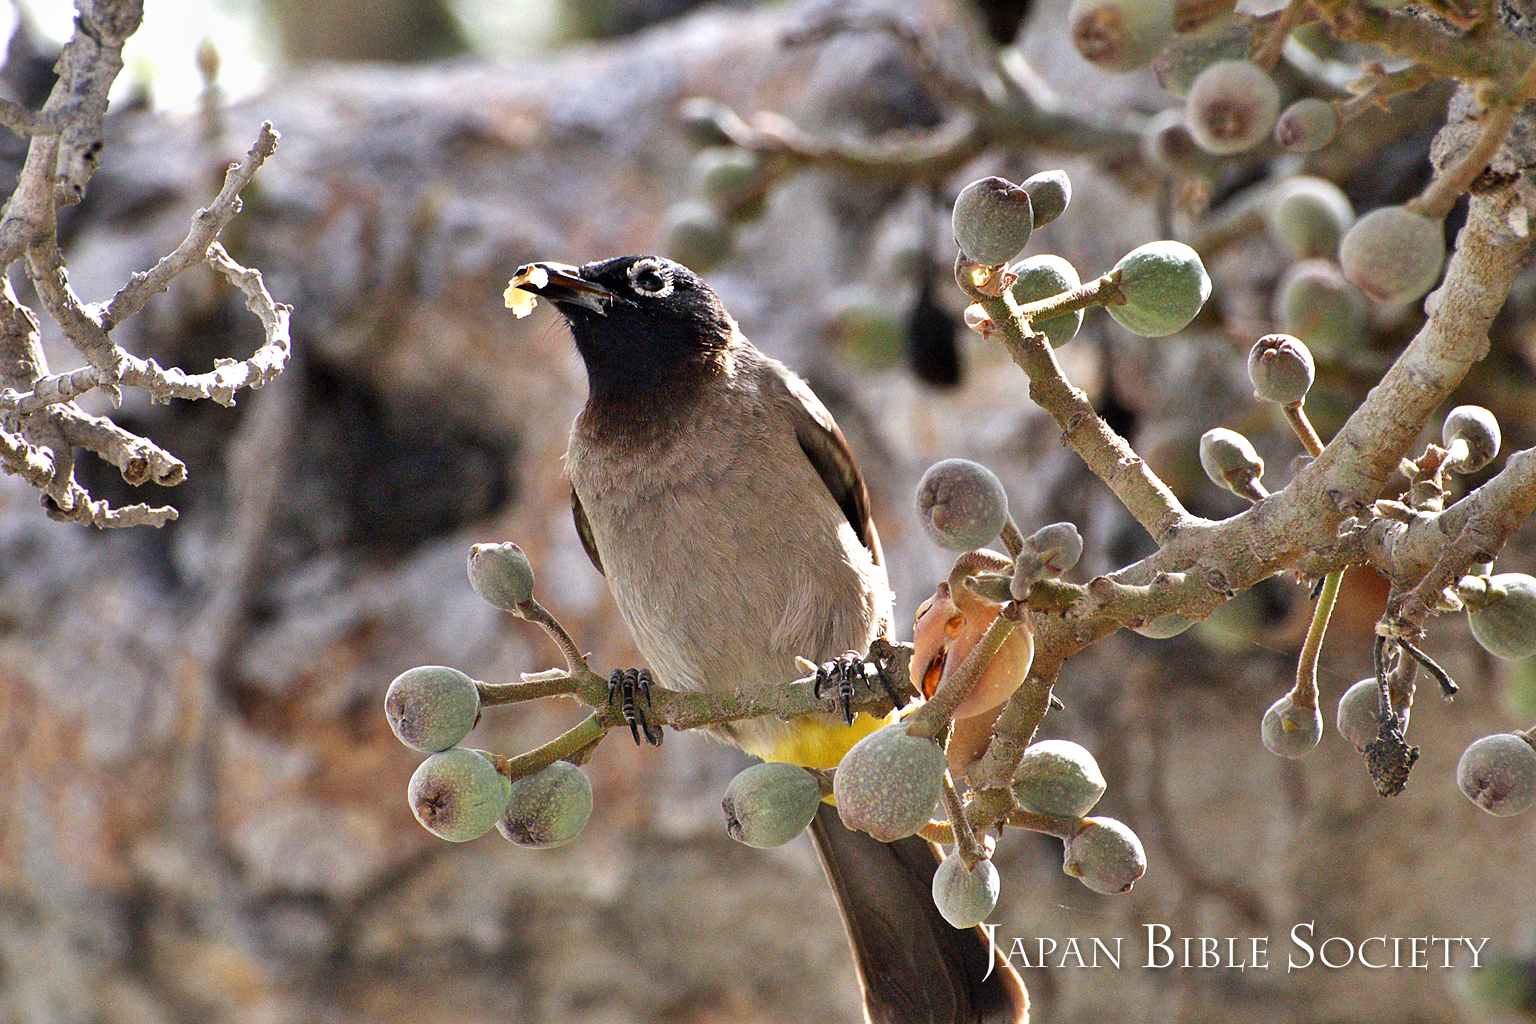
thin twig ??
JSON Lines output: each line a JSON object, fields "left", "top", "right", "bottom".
{"left": 478, "top": 671, "right": 582, "bottom": 706}
{"left": 941, "top": 771, "right": 986, "bottom": 869}
{"left": 499, "top": 713, "right": 610, "bottom": 781}
{"left": 1252, "top": 1, "right": 1317, "bottom": 71}
{"left": 100, "top": 123, "right": 282, "bottom": 330}
{"left": 1411, "top": 91, "right": 1523, "bottom": 221}
{"left": 516, "top": 597, "right": 590, "bottom": 674}
{"left": 1291, "top": 569, "right": 1341, "bottom": 709}
{"left": 976, "top": 285, "right": 1194, "bottom": 546}
{"left": 1397, "top": 637, "right": 1458, "bottom": 697}
{"left": 905, "top": 609, "right": 1020, "bottom": 738}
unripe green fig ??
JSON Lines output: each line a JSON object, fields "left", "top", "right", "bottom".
{"left": 1452, "top": 950, "right": 1536, "bottom": 1018}
{"left": 1012, "top": 739, "right": 1106, "bottom": 818}
{"left": 1021, "top": 170, "right": 1072, "bottom": 228}
{"left": 1199, "top": 427, "right": 1265, "bottom": 501}
{"left": 833, "top": 723, "right": 947, "bottom": 842}
{"left": 663, "top": 201, "right": 732, "bottom": 272}
{"left": 916, "top": 458, "right": 1010, "bottom": 551}
{"left": 1465, "top": 574, "right": 1536, "bottom": 659}
{"left": 1265, "top": 176, "right": 1354, "bottom": 261}
{"left": 826, "top": 285, "right": 907, "bottom": 371}
{"left": 1068, "top": 0, "right": 1175, "bottom": 72}
{"left": 1108, "top": 240, "right": 1211, "bottom": 337}
{"left": 1027, "top": 522, "right": 1083, "bottom": 575}
{"left": 1063, "top": 817, "right": 1146, "bottom": 894}
{"left": 932, "top": 853, "right": 1001, "bottom": 928}
{"left": 1274, "top": 98, "right": 1339, "bottom": 153}
{"left": 468, "top": 542, "right": 535, "bottom": 612}
{"left": 952, "top": 177, "right": 1034, "bottom": 266}
{"left": 1184, "top": 60, "right": 1280, "bottom": 155}
{"left": 1338, "top": 205, "right": 1445, "bottom": 305}
{"left": 1456, "top": 732, "right": 1536, "bottom": 816}
{"left": 688, "top": 146, "right": 767, "bottom": 211}
{"left": 410, "top": 748, "right": 511, "bottom": 843}
{"left": 1336, "top": 677, "right": 1408, "bottom": 752}
{"left": 1247, "top": 333, "right": 1314, "bottom": 406}
{"left": 1008, "top": 254, "right": 1083, "bottom": 347}
{"left": 722, "top": 762, "right": 822, "bottom": 848}
{"left": 1442, "top": 405, "right": 1501, "bottom": 473}
{"left": 1261, "top": 693, "right": 1323, "bottom": 758}
{"left": 1273, "top": 258, "right": 1368, "bottom": 355}
{"left": 386, "top": 665, "right": 481, "bottom": 753}
{"left": 1153, "top": 14, "right": 1256, "bottom": 98}
{"left": 498, "top": 760, "right": 594, "bottom": 848}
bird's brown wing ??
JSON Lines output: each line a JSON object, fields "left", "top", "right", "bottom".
{"left": 571, "top": 486, "right": 605, "bottom": 576}
{"left": 779, "top": 369, "right": 884, "bottom": 567}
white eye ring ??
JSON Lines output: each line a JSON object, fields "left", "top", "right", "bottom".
{"left": 627, "top": 258, "right": 675, "bottom": 298}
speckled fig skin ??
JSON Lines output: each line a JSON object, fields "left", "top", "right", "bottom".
{"left": 832, "top": 723, "right": 947, "bottom": 842}
{"left": 410, "top": 748, "right": 512, "bottom": 843}
{"left": 1457, "top": 733, "right": 1536, "bottom": 816}
{"left": 1012, "top": 739, "right": 1107, "bottom": 818}
{"left": 721, "top": 761, "right": 822, "bottom": 848}
{"left": 1063, "top": 816, "right": 1146, "bottom": 894}
{"left": 467, "top": 542, "right": 535, "bottom": 611}
{"left": 1466, "top": 573, "right": 1536, "bottom": 659}
{"left": 952, "top": 176, "right": 1033, "bottom": 266}
{"left": 910, "top": 580, "right": 1034, "bottom": 723}
{"left": 932, "top": 854, "right": 1001, "bottom": 928}
{"left": 386, "top": 665, "right": 482, "bottom": 753}
{"left": 498, "top": 760, "right": 593, "bottom": 848}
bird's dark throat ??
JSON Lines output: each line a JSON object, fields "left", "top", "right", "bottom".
{"left": 575, "top": 340, "right": 730, "bottom": 439}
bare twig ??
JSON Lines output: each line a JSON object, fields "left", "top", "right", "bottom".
{"left": 977, "top": 284, "right": 1197, "bottom": 546}
{"left": 101, "top": 123, "right": 282, "bottom": 331}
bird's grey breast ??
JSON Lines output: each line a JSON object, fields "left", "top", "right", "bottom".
{"left": 565, "top": 366, "right": 887, "bottom": 698}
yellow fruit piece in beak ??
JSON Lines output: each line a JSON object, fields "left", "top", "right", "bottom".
{"left": 503, "top": 264, "right": 550, "bottom": 318}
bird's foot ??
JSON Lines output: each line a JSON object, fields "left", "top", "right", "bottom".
{"left": 608, "top": 668, "right": 663, "bottom": 746}
{"left": 812, "top": 651, "right": 900, "bottom": 725}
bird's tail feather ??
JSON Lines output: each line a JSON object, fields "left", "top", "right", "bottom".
{"left": 808, "top": 803, "right": 1028, "bottom": 1024}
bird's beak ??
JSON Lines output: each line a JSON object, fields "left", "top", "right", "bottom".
{"left": 504, "top": 262, "right": 611, "bottom": 317}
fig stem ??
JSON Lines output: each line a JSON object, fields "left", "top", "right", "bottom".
{"left": 1281, "top": 398, "right": 1337, "bottom": 712}
{"left": 1252, "top": 0, "right": 1317, "bottom": 72}
{"left": 1337, "top": 64, "right": 1435, "bottom": 123}
{"left": 1291, "top": 568, "right": 1341, "bottom": 710}
{"left": 1004, "top": 807, "right": 1085, "bottom": 841}
{"left": 1411, "top": 65, "right": 1528, "bottom": 222}
{"left": 1014, "top": 271, "right": 1124, "bottom": 323}
{"left": 906, "top": 611, "right": 1019, "bottom": 739}
{"left": 1284, "top": 401, "right": 1325, "bottom": 459}
{"left": 516, "top": 596, "right": 590, "bottom": 675}
{"left": 502, "top": 713, "right": 609, "bottom": 782}
{"left": 479, "top": 667, "right": 579, "bottom": 706}
{"left": 941, "top": 770, "right": 985, "bottom": 869}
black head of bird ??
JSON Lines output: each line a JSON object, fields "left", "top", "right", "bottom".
{"left": 510, "top": 255, "right": 735, "bottom": 399}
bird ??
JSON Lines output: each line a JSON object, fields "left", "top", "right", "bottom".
{"left": 508, "top": 254, "right": 1026, "bottom": 1024}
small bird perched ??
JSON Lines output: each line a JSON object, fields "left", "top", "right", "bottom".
{"left": 509, "top": 254, "right": 1025, "bottom": 1024}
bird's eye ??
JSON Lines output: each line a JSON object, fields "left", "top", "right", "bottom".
{"left": 626, "top": 258, "right": 675, "bottom": 298}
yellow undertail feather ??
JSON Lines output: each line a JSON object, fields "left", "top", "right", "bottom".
{"left": 755, "top": 711, "right": 894, "bottom": 771}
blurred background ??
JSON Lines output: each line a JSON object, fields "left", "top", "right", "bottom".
{"left": 3, "top": 0, "right": 1536, "bottom": 1021}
